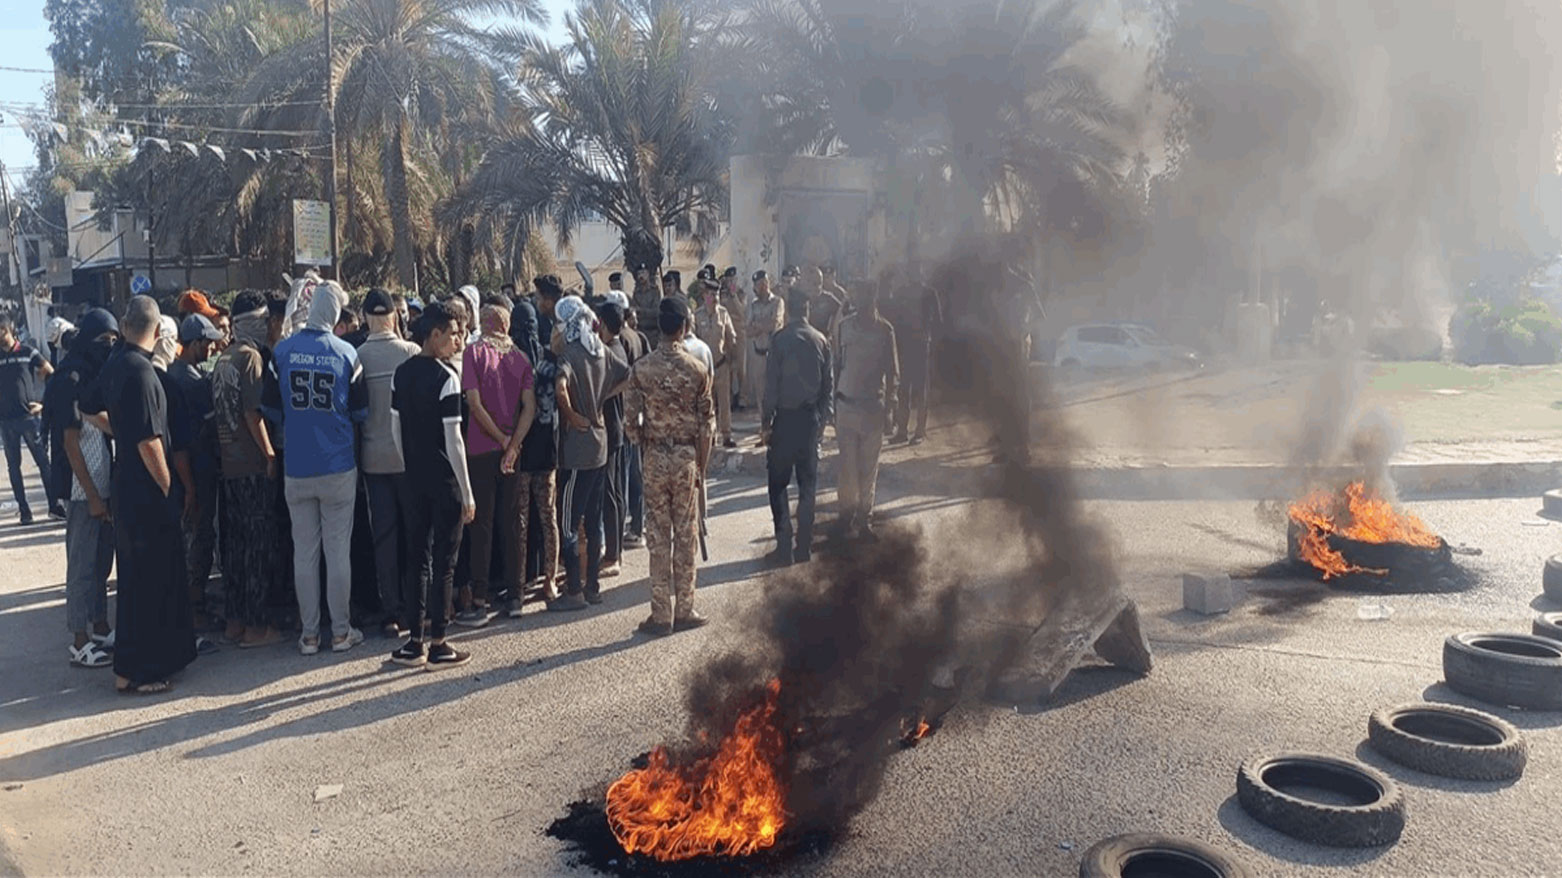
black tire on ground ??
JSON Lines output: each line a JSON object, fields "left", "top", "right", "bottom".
{"left": 1235, "top": 753, "right": 1405, "bottom": 848}
{"left": 1534, "top": 612, "right": 1562, "bottom": 643}
{"left": 1545, "top": 555, "right": 1562, "bottom": 603}
{"left": 1366, "top": 703, "right": 1526, "bottom": 781}
{"left": 1080, "top": 833, "right": 1253, "bottom": 878}
{"left": 1544, "top": 489, "right": 1562, "bottom": 518}
{"left": 1443, "top": 632, "right": 1562, "bottom": 711}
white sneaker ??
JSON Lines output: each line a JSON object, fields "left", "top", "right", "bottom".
{"left": 299, "top": 636, "right": 320, "bottom": 656}
{"left": 331, "top": 627, "right": 365, "bottom": 653}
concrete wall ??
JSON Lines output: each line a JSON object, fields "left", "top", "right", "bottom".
{"left": 729, "top": 154, "right": 885, "bottom": 285}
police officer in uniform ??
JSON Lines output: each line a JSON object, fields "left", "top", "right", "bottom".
{"left": 623, "top": 298, "right": 714, "bottom": 636}
{"left": 762, "top": 287, "right": 832, "bottom": 566}
{"left": 692, "top": 278, "right": 738, "bottom": 448}
{"left": 744, "top": 270, "right": 785, "bottom": 414}
{"left": 833, "top": 280, "right": 899, "bottom": 539}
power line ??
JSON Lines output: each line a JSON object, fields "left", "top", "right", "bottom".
{"left": 0, "top": 65, "right": 52, "bottom": 75}
{"left": 0, "top": 97, "right": 320, "bottom": 111}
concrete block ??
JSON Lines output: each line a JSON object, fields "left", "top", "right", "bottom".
{"left": 1183, "top": 572, "right": 1235, "bottom": 615}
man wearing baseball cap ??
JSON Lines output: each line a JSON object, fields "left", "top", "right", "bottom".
{"left": 357, "top": 289, "right": 421, "bottom": 636}
{"left": 169, "top": 314, "right": 225, "bottom": 625}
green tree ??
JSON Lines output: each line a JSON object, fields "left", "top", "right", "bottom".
{"left": 452, "top": 0, "right": 732, "bottom": 277}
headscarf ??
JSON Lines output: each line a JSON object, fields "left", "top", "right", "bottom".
{"left": 554, "top": 295, "right": 602, "bottom": 358}
{"left": 307, "top": 279, "right": 346, "bottom": 333}
{"left": 151, "top": 315, "right": 179, "bottom": 370}
{"left": 283, "top": 271, "right": 321, "bottom": 338}
{"left": 458, "top": 285, "right": 483, "bottom": 344}
{"left": 605, "top": 290, "right": 631, "bottom": 311}
{"left": 232, "top": 304, "right": 270, "bottom": 350}
{"left": 479, "top": 304, "right": 515, "bottom": 354}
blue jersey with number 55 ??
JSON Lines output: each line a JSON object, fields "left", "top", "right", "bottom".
{"left": 266, "top": 329, "right": 368, "bottom": 479}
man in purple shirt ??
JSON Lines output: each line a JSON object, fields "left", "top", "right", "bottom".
{"left": 456, "top": 302, "right": 537, "bottom": 625}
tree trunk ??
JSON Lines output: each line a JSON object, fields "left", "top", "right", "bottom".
{"left": 622, "top": 224, "right": 663, "bottom": 277}
{"left": 385, "top": 121, "right": 418, "bottom": 290}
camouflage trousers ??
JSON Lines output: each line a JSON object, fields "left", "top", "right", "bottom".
{"left": 642, "top": 446, "right": 700, "bottom": 624}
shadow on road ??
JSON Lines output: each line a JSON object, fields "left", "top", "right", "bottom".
{"left": 1419, "top": 683, "right": 1562, "bottom": 731}
{"left": 1351, "top": 741, "right": 1519, "bottom": 794}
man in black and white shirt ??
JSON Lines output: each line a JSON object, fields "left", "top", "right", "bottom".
{"left": 0, "top": 315, "right": 60, "bottom": 524}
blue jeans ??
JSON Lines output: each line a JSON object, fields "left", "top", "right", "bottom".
{"left": 1, "top": 416, "right": 54, "bottom": 518}
{"left": 65, "top": 499, "right": 114, "bottom": 632}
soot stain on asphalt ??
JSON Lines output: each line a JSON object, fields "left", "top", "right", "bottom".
{"left": 1241, "top": 559, "right": 1481, "bottom": 597}
{"left": 545, "top": 799, "right": 836, "bottom": 877}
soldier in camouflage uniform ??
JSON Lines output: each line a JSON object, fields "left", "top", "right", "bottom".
{"left": 623, "top": 297, "right": 714, "bottom": 636}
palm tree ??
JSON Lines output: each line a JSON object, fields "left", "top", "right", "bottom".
{"left": 452, "top": 0, "right": 732, "bottom": 278}
{"left": 740, "top": 0, "right": 1134, "bottom": 243}
{"left": 238, "top": 0, "right": 544, "bottom": 288}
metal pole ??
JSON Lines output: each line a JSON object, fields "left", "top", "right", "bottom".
{"left": 0, "top": 162, "right": 19, "bottom": 304}
{"left": 323, "top": 0, "right": 340, "bottom": 281}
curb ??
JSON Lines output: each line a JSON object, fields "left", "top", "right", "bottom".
{"left": 707, "top": 446, "right": 1562, "bottom": 502}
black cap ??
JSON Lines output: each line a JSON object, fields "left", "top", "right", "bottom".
{"left": 363, "top": 288, "right": 394, "bottom": 316}
{"left": 751, "top": 269, "right": 768, "bottom": 281}
{"left": 781, "top": 265, "right": 800, "bottom": 278}
{"left": 178, "top": 314, "right": 224, "bottom": 343}
{"left": 723, "top": 266, "right": 737, "bottom": 278}
{"left": 77, "top": 308, "right": 118, "bottom": 341}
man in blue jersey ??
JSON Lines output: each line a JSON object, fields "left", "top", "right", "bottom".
{"left": 264, "top": 281, "right": 369, "bottom": 655}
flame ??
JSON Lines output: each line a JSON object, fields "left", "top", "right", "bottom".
{"left": 913, "top": 720, "right": 931, "bottom": 740}
{"left": 605, "top": 679, "right": 787, "bottom": 861}
{"left": 1288, "top": 481, "right": 1442, "bottom": 579}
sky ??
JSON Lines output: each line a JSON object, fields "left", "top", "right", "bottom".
{"left": 0, "top": 0, "right": 575, "bottom": 184}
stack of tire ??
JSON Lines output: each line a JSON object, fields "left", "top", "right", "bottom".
{"left": 1078, "top": 557, "right": 1562, "bottom": 877}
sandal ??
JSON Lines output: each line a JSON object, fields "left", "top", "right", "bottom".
{"left": 116, "top": 680, "right": 171, "bottom": 695}
{"left": 69, "top": 642, "right": 113, "bottom": 669}
{"left": 90, "top": 630, "right": 115, "bottom": 650}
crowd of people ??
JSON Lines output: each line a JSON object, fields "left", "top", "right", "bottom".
{"left": 0, "top": 261, "right": 940, "bottom": 694}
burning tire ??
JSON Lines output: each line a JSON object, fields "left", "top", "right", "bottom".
{"left": 1443, "top": 632, "right": 1562, "bottom": 711}
{"left": 1080, "top": 833, "right": 1253, "bottom": 878}
{"left": 1543, "top": 555, "right": 1562, "bottom": 602}
{"left": 1533, "top": 612, "right": 1562, "bottom": 643}
{"left": 1235, "top": 753, "right": 1405, "bottom": 848}
{"left": 1366, "top": 703, "right": 1526, "bottom": 781}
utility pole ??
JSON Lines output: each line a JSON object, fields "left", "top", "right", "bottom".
{"left": 0, "top": 160, "right": 21, "bottom": 305}
{"left": 323, "top": 0, "right": 340, "bottom": 281}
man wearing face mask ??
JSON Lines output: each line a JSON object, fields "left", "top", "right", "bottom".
{"left": 168, "top": 314, "right": 226, "bottom": 626}
{"left": 43, "top": 308, "right": 119, "bottom": 667}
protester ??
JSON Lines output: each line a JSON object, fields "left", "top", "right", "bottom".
{"left": 266, "top": 280, "right": 368, "bottom": 655}
{"left": 458, "top": 302, "right": 536, "bottom": 626}
{"left": 212, "top": 292, "right": 285, "bottom": 648}
{"left": 596, "top": 302, "right": 640, "bottom": 576}
{"left": 80, "top": 296, "right": 195, "bottom": 694}
{"left": 763, "top": 287, "right": 832, "bottom": 566}
{"left": 168, "top": 314, "right": 225, "bottom": 625}
{"left": 833, "top": 281, "right": 900, "bottom": 540}
{"left": 661, "top": 270, "right": 685, "bottom": 301}
{"left": 744, "top": 270, "right": 785, "bottom": 415}
{"left": 357, "top": 289, "right": 420, "bottom": 636}
{"left": 45, "top": 308, "right": 118, "bottom": 667}
{"left": 0, "top": 315, "right": 61, "bottom": 524}
{"left": 501, "top": 296, "right": 561, "bottom": 610}
{"left": 551, "top": 295, "right": 630, "bottom": 609}
{"left": 691, "top": 279, "right": 738, "bottom": 448}
{"left": 45, "top": 307, "right": 73, "bottom": 365}
{"left": 390, "top": 301, "right": 474, "bottom": 669}
{"left": 623, "top": 297, "right": 713, "bottom": 636}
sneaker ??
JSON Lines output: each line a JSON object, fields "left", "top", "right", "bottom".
{"left": 585, "top": 590, "right": 604, "bottom": 606}
{"left": 48, "top": 505, "right": 67, "bottom": 521}
{"left": 889, "top": 430, "right": 909, "bottom": 445}
{"left": 600, "top": 561, "right": 622, "bottom": 579}
{"left": 723, "top": 438, "right": 737, "bottom": 448}
{"left": 332, "top": 627, "right": 365, "bottom": 653}
{"left": 765, "top": 547, "right": 794, "bottom": 568}
{"left": 636, "top": 616, "right": 673, "bottom": 637}
{"left": 299, "top": 635, "right": 320, "bottom": 656}
{"left": 505, "top": 597, "right": 525, "bottom": 619}
{"left": 624, "top": 533, "right": 644, "bottom": 549}
{"left": 453, "top": 608, "right": 493, "bottom": 629}
{"left": 426, "top": 642, "right": 471, "bottom": 669}
{"left": 673, "top": 613, "right": 709, "bottom": 633}
{"left": 909, "top": 432, "right": 926, "bottom": 446}
{"left": 390, "top": 639, "right": 426, "bottom": 667}
{"left": 794, "top": 549, "right": 812, "bottom": 564}
{"left": 380, "top": 620, "right": 403, "bottom": 639}
{"left": 547, "top": 592, "right": 589, "bottom": 612}
{"left": 18, "top": 511, "right": 33, "bottom": 526}
{"left": 195, "top": 636, "right": 220, "bottom": 656}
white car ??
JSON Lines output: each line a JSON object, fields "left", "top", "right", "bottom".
{"left": 1053, "top": 323, "right": 1201, "bottom": 373}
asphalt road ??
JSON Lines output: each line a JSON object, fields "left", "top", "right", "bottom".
{"left": 1, "top": 462, "right": 1560, "bottom": 877}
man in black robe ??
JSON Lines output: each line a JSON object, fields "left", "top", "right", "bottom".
{"left": 80, "top": 296, "right": 194, "bottom": 694}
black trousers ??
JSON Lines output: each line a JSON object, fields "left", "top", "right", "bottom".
{"left": 604, "top": 444, "right": 626, "bottom": 562}
{"left": 559, "top": 465, "right": 606, "bottom": 597}
{"left": 365, "top": 472, "right": 413, "bottom": 623}
{"left": 403, "top": 480, "right": 462, "bottom": 641}
{"left": 767, "top": 408, "right": 819, "bottom": 554}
